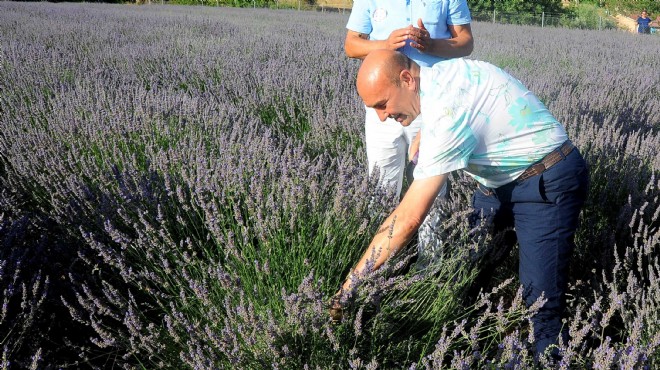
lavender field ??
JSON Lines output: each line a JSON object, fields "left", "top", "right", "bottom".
{"left": 0, "top": 2, "right": 659, "bottom": 368}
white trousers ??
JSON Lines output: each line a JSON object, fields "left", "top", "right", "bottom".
{"left": 364, "top": 107, "right": 421, "bottom": 198}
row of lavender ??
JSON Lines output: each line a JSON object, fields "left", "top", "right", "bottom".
{"left": 1, "top": 2, "right": 658, "bottom": 368}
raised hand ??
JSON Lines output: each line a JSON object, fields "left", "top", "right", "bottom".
{"left": 409, "top": 18, "right": 432, "bottom": 52}
{"left": 385, "top": 27, "right": 413, "bottom": 50}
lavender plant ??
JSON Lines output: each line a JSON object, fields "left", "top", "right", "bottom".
{"left": 0, "top": 2, "right": 658, "bottom": 368}
{"left": 0, "top": 211, "right": 47, "bottom": 369}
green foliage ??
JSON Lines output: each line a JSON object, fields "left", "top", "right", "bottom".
{"left": 561, "top": 3, "right": 617, "bottom": 29}
{"left": 569, "top": 0, "right": 659, "bottom": 15}
{"left": 165, "top": 0, "right": 305, "bottom": 9}
{"left": 606, "top": 0, "right": 660, "bottom": 15}
{"left": 468, "top": 0, "right": 565, "bottom": 13}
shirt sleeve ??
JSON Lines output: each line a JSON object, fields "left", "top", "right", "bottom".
{"left": 346, "top": 0, "right": 373, "bottom": 34}
{"left": 447, "top": 0, "right": 472, "bottom": 26}
{"left": 414, "top": 111, "right": 478, "bottom": 179}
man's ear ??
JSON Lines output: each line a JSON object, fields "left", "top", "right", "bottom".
{"left": 399, "top": 69, "right": 415, "bottom": 90}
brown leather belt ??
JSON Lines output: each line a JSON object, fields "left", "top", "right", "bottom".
{"left": 516, "top": 140, "right": 575, "bottom": 183}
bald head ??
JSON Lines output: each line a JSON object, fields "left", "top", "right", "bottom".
{"left": 355, "top": 50, "right": 422, "bottom": 126}
{"left": 356, "top": 50, "right": 413, "bottom": 95}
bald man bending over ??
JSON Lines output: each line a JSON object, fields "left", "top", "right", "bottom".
{"left": 332, "top": 50, "right": 589, "bottom": 357}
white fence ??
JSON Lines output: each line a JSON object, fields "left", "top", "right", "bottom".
{"left": 470, "top": 10, "right": 616, "bottom": 30}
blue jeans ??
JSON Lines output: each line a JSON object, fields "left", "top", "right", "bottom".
{"left": 470, "top": 148, "right": 589, "bottom": 355}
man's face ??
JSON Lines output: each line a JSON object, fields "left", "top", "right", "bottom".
{"left": 358, "top": 73, "right": 420, "bottom": 127}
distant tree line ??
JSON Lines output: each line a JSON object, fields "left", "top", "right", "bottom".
{"left": 16, "top": 0, "right": 659, "bottom": 14}
{"left": 467, "top": 0, "right": 659, "bottom": 15}
{"left": 467, "top": 0, "right": 565, "bottom": 14}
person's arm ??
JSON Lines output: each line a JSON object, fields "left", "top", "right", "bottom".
{"left": 409, "top": 19, "right": 474, "bottom": 58}
{"left": 336, "top": 174, "right": 448, "bottom": 295}
{"left": 344, "top": 28, "right": 411, "bottom": 60}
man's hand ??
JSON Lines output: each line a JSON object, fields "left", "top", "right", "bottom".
{"left": 328, "top": 294, "right": 344, "bottom": 323}
{"left": 385, "top": 27, "right": 414, "bottom": 51}
{"left": 409, "top": 19, "right": 432, "bottom": 52}
{"left": 408, "top": 19, "right": 474, "bottom": 58}
{"left": 345, "top": 26, "right": 410, "bottom": 59}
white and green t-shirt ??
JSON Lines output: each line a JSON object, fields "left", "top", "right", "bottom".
{"left": 414, "top": 58, "right": 567, "bottom": 188}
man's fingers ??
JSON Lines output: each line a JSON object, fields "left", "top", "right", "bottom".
{"left": 329, "top": 296, "right": 344, "bottom": 323}
{"left": 411, "top": 43, "right": 426, "bottom": 52}
{"left": 389, "top": 38, "right": 408, "bottom": 50}
{"left": 329, "top": 306, "right": 343, "bottom": 323}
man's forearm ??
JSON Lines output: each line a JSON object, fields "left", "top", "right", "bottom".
{"left": 340, "top": 213, "right": 422, "bottom": 293}
{"left": 426, "top": 33, "right": 474, "bottom": 58}
{"left": 419, "top": 22, "right": 474, "bottom": 59}
{"left": 336, "top": 175, "right": 448, "bottom": 297}
{"left": 345, "top": 38, "right": 388, "bottom": 60}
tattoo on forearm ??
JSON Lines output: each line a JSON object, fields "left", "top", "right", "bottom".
{"left": 375, "top": 215, "right": 397, "bottom": 238}
{"left": 375, "top": 224, "right": 389, "bottom": 236}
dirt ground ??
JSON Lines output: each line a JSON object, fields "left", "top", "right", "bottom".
{"left": 614, "top": 13, "right": 638, "bottom": 32}
{"left": 315, "top": 0, "right": 350, "bottom": 10}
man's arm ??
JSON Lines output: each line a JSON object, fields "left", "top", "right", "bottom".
{"left": 345, "top": 21, "right": 473, "bottom": 60}
{"left": 409, "top": 20, "right": 473, "bottom": 58}
{"left": 344, "top": 29, "right": 410, "bottom": 60}
{"left": 337, "top": 174, "right": 448, "bottom": 294}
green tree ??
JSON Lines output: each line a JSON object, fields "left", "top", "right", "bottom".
{"left": 570, "top": 0, "right": 660, "bottom": 14}
{"left": 468, "top": 0, "right": 565, "bottom": 13}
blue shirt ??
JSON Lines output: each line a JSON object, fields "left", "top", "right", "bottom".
{"left": 637, "top": 16, "right": 652, "bottom": 33}
{"left": 346, "top": 0, "right": 471, "bottom": 67}
{"left": 414, "top": 58, "right": 568, "bottom": 187}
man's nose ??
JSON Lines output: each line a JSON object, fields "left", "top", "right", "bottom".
{"left": 376, "top": 109, "right": 389, "bottom": 122}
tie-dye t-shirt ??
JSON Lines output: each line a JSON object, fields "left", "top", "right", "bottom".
{"left": 413, "top": 58, "right": 567, "bottom": 188}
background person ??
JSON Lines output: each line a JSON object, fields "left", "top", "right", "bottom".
{"left": 636, "top": 10, "right": 652, "bottom": 34}
{"left": 345, "top": 0, "right": 474, "bottom": 267}
{"left": 332, "top": 50, "right": 589, "bottom": 357}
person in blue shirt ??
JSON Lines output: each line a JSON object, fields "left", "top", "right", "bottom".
{"left": 637, "top": 10, "right": 652, "bottom": 34}
{"left": 345, "top": 0, "right": 474, "bottom": 268}
{"left": 345, "top": 0, "right": 474, "bottom": 199}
